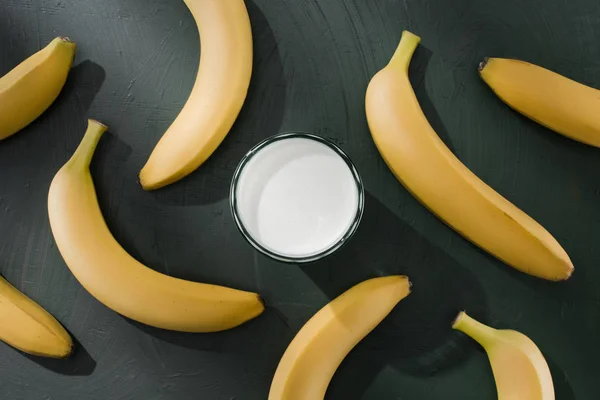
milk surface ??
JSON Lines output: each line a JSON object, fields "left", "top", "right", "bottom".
{"left": 235, "top": 137, "right": 359, "bottom": 258}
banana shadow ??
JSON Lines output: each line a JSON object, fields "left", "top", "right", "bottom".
{"left": 487, "top": 265, "right": 586, "bottom": 400}
{"left": 0, "top": 60, "right": 106, "bottom": 152}
{"left": 21, "top": 336, "right": 96, "bottom": 376}
{"left": 122, "top": 307, "right": 289, "bottom": 393}
{"left": 0, "top": 13, "right": 28, "bottom": 75}
{"left": 298, "top": 192, "right": 489, "bottom": 399}
{"left": 90, "top": 132, "right": 138, "bottom": 256}
{"left": 477, "top": 226, "right": 596, "bottom": 328}
{"left": 0, "top": 60, "right": 105, "bottom": 375}
{"left": 148, "top": 0, "right": 286, "bottom": 206}
{"left": 413, "top": 43, "right": 584, "bottom": 396}
{"left": 409, "top": 45, "right": 456, "bottom": 153}
{"left": 411, "top": 44, "right": 580, "bottom": 305}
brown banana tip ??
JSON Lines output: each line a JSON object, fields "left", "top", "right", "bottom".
{"left": 59, "top": 36, "right": 74, "bottom": 43}
{"left": 478, "top": 57, "right": 489, "bottom": 73}
{"left": 63, "top": 343, "right": 75, "bottom": 359}
{"left": 138, "top": 178, "right": 152, "bottom": 191}
{"left": 50, "top": 343, "right": 73, "bottom": 359}
{"left": 563, "top": 265, "right": 574, "bottom": 281}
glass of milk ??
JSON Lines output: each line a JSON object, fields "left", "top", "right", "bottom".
{"left": 230, "top": 133, "right": 364, "bottom": 263}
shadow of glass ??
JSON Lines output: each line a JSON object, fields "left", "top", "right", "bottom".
{"left": 22, "top": 336, "right": 96, "bottom": 376}
{"left": 299, "top": 192, "right": 488, "bottom": 398}
{"left": 409, "top": 45, "right": 456, "bottom": 153}
{"left": 149, "top": 0, "right": 286, "bottom": 206}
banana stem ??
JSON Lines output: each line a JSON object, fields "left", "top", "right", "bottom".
{"left": 452, "top": 311, "right": 496, "bottom": 346}
{"left": 388, "top": 30, "right": 421, "bottom": 73}
{"left": 67, "top": 119, "right": 107, "bottom": 170}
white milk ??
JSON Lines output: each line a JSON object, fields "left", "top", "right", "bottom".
{"left": 233, "top": 136, "right": 361, "bottom": 259}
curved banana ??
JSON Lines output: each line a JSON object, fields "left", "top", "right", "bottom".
{"left": 139, "top": 0, "right": 253, "bottom": 190}
{"left": 0, "top": 275, "right": 73, "bottom": 358}
{"left": 453, "top": 312, "right": 554, "bottom": 400}
{"left": 0, "top": 37, "right": 75, "bottom": 140}
{"left": 48, "top": 120, "right": 264, "bottom": 332}
{"left": 480, "top": 58, "right": 600, "bottom": 148}
{"left": 365, "top": 31, "right": 573, "bottom": 281}
{"left": 269, "top": 276, "right": 411, "bottom": 400}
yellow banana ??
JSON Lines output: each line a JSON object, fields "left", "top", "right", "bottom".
{"left": 139, "top": 0, "right": 253, "bottom": 190}
{"left": 0, "top": 37, "right": 75, "bottom": 140}
{"left": 453, "top": 312, "right": 554, "bottom": 400}
{"left": 48, "top": 120, "right": 264, "bottom": 332}
{"left": 0, "top": 275, "right": 73, "bottom": 358}
{"left": 480, "top": 58, "right": 600, "bottom": 148}
{"left": 269, "top": 276, "right": 411, "bottom": 400}
{"left": 365, "top": 31, "right": 573, "bottom": 281}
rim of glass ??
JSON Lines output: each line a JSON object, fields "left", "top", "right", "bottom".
{"left": 230, "top": 132, "right": 365, "bottom": 264}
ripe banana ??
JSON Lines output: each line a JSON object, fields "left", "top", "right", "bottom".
{"left": 365, "top": 31, "right": 573, "bottom": 281}
{"left": 480, "top": 57, "right": 600, "bottom": 148}
{"left": 139, "top": 0, "right": 253, "bottom": 190}
{"left": 0, "top": 37, "right": 75, "bottom": 140}
{"left": 0, "top": 275, "right": 73, "bottom": 358}
{"left": 453, "top": 311, "right": 554, "bottom": 400}
{"left": 269, "top": 276, "right": 411, "bottom": 400}
{"left": 48, "top": 120, "right": 264, "bottom": 332}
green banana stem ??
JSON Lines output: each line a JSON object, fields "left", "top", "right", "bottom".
{"left": 67, "top": 119, "right": 107, "bottom": 170}
{"left": 452, "top": 311, "right": 497, "bottom": 346}
{"left": 388, "top": 30, "right": 421, "bottom": 73}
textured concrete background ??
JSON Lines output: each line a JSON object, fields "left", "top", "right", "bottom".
{"left": 1, "top": 0, "right": 599, "bottom": 398}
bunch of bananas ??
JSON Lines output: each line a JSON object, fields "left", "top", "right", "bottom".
{"left": 2, "top": 0, "right": 597, "bottom": 398}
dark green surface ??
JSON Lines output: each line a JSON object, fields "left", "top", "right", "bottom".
{"left": 1, "top": 0, "right": 599, "bottom": 398}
